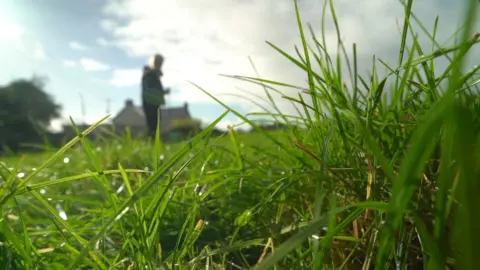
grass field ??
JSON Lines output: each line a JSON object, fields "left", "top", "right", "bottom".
{"left": 1, "top": 0, "right": 480, "bottom": 269}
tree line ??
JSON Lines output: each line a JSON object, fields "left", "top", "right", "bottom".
{"left": 0, "top": 76, "right": 61, "bottom": 153}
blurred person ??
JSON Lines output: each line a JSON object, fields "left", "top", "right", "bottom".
{"left": 141, "top": 53, "right": 170, "bottom": 137}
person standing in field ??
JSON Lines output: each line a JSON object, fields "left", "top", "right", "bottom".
{"left": 141, "top": 53, "right": 170, "bottom": 137}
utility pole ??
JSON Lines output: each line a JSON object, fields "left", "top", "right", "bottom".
{"left": 106, "top": 98, "right": 111, "bottom": 114}
{"left": 79, "top": 92, "right": 86, "bottom": 125}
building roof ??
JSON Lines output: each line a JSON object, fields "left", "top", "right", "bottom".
{"left": 112, "top": 99, "right": 191, "bottom": 133}
{"left": 111, "top": 99, "right": 146, "bottom": 127}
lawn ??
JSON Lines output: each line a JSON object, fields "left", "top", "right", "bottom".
{"left": 1, "top": 0, "right": 480, "bottom": 269}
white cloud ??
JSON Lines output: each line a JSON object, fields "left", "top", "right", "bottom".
{"left": 0, "top": 19, "right": 24, "bottom": 41}
{"left": 100, "top": 19, "right": 117, "bottom": 31}
{"left": 63, "top": 60, "right": 77, "bottom": 67}
{"left": 69, "top": 41, "right": 88, "bottom": 51}
{"left": 80, "top": 58, "right": 110, "bottom": 71}
{"left": 97, "top": 37, "right": 110, "bottom": 46}
{"left": 33, "top": 42, "right": 47, "bottom": 60}
{"left": 101, "top": 0, "right": 479, "bottom": 115}
{"left": 110, "top": 69, "right": 141, "bottom": 87}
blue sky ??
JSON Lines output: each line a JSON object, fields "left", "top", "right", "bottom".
{"left": 0, "top": 0, "right": 478, "bottom": 131}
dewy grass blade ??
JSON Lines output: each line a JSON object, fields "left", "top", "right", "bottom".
{"left": 451, "top": 103, "right": 480, "bottom": 270}
{"left": 192, "top": 82, "right": 312, "bottom": 168}
{"left": 376, "top": 96, "right": 452, "bottom": 266}
{"left": 153, "top": 107, "right": 162, "bottom": 171}
{"left": 255, "top": 204, "right": 381, "bottom": 270}
{"left": 2, "top": 219, "right": 31, "bottom": 267}
{"left": 13, "top": 198, "right": 31, "bottom": 267}
{"left": 247, "top": 56, "right": 289, "bottom": 126}
{"left": 67, "top": 110, "right": 228, "bottom": 269}
{"left": 397, "top": 0, "right": 414, "bottom": 71}
{"left": 294, "top": 0, "right": 318, "bottom": 122}
{"left": 6, "top": 114, "right": 110, "bottom": 200}
{"left": 69, "top": 118, "right": 116, "bottom": 204}
{"left": 15, "top": 169, "right": 146, "bottom": 195}
{"left": 228, "top": 126, "right": 244, "bottom": 171}
{"left": 29, "top": 190, "right": 106, "bottom": 269}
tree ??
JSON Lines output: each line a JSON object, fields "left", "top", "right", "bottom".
{"left": 0, "top": 76, "right": 61, "bottom": 152}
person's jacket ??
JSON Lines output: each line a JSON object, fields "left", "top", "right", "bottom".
{"left": 141, "top": 66, "right": 165, "bottom": 106}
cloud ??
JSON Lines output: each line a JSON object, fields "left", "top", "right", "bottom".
{"left": 79, "top": 58, "right": 111, "bottom": 71}
{"left": 63, "top": 60, "right": 77, "bottom": 67}
{"left": 0, "top": 19, "right": 24, "bottom": 41}
{"left": 99, "top": 19, "right": 117, "bottom": 32}
{"left": 33, "top": 42, "right": 47, "bottom": 60}
{"left": 110, "top": 69, "right": 141, "bottom": 87}
{"left": 101, "top": 0, "right": 479, "bottom": 115}
{"left": 96, "top": 37, "right": 110, "bottom": 46}
{"left": 69, "top": 41, "right": 88, "bottom": 51}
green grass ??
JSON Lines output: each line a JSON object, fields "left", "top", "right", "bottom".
{"left": 1, "top": 0, "right": 480, "bottom": 269}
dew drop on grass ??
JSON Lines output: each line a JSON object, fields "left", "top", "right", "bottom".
{"left": 193, "top": 183, "right": 200, "bottom": 192}
{"left": 116, "top": 184, "right": 125, "bottom": 194}
{"left": 96, "top": 147, "right": 102, "bottom": 152}
{"left": 239, "top": 178, "right": 244, "bottom": 190}
{"left": 40, "top": 189, "right": 47, "bottom": 194}
{"left": 59, "top": 210, "right": 68, "bottom": 220}
{"left": 17, "top": 172, "right": 25, "bottom": 178}
{"left": 114, "top": 207, "right": 130, "bottom": 221}
{"left": 160, "top": 154, "right": 165, "bottom": 160}
{"left": 32, "top": 168, "right": 37, "bottom": 171}
{"left": 311, "top": 234, "right": 320, "bottom": 240}
{"left": 63, "top": 157, "right": 70, "bottom": 164}
{"left": 240, "top": 143, "right": 245, "bottom": 148}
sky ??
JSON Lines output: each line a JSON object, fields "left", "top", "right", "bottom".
{"left": 0, "top": 0, "right": 478, "bottom": 131}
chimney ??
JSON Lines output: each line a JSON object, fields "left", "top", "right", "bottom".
{"left": 126, "top": 99, "right": 134, "bottom": 107}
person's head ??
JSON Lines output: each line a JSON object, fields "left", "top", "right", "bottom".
{"left": 148, "top": 53, "right": 164, "bottom": 71}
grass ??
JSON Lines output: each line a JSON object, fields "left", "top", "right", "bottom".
{"left": 1, "top": 0, "right": 480, "bottom": 269}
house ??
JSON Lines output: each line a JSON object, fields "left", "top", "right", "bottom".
{"left": 111, "top": 99, "right": 192, "bottom": 138}
{"left": 61, "top": 99, "right": 192, "bottom": 140}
